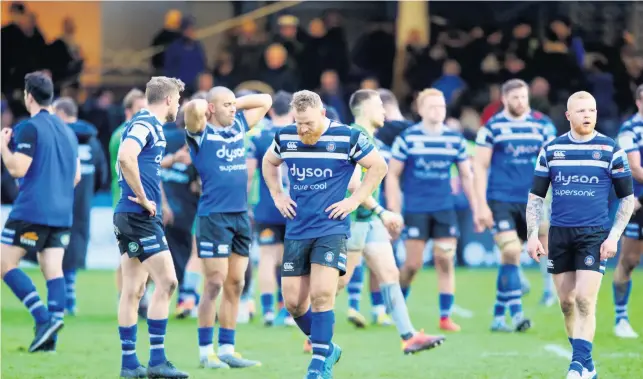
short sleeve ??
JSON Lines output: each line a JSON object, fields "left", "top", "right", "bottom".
{"left": 475, "top": 123, "right": 494, "bottom": 147}
{"left": 543, "top": 121, "right": 557, "bottom": 144}
{"left": 126, "top": 122, "right": 153, "bottom": 149}
{"left": 13, "top": 122, "right": 37, "bottom": 157}
{"left": 269, "top": 130, "right": 282, "bottom": 159}
{"left": 610, "top": 148, "right": 632, "bottom": 179}
{"left": 349, "top": 130, "right": 374, "bottom": 162}
{"left": 456, "top": 135, "right": 468, "bottom": 162}
{"left": 617, "top": 123, "right": 639, "bottom": 153}
{"left": 534, "top": 147, "right": 549, "bottom": 177}
{"left": 391, "top": 135, "right": 408, "bottom": 161}
{"left": 246, "top": 137, "right": 258, "bottom": 159}
{"left": 234, "top": 111, "right": 249, "bottom": 132}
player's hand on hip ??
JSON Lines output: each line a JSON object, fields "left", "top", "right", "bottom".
{"left": 526, "top": 236, "right": 546, "bottom": 262}
{"left": 273, "top": 192, "right": 297, "bottom": 219}
{"left": 326, "top": 198, "right": 359, "bottom": 220}
{"left": 1, "top": 128, "right": 12, "bottom": 146}
{"left": 381, "top": 211, "right": 404, "bottom": 237}
{"left": 128, "top": 196, "right": 157, "bottom": 217}
{"left": 600, "top": 238, "right": 618, "bottom": 260}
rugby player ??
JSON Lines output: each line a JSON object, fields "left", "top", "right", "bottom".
{"left": 1, "top": 72, "right": 80, "bottom": 352}
{"left": 262, "top": 90, "right": 388, "bottom": 378}
{"left": 183, "top": 87, "right": 271, "bottom": 369}
{"left": 246, "top": 91, "right": 296, "bottom": 327}
{"left": 53, "top": 97, "right": 108, "bottom": 316}
{"left": 108, "top": 88, "right": 150, "bottom": 318}
{"left": 113, "top": 76, "right": 188, "bottom": 378}
{"left": 527, "top": 91, "right": 634, "bottom": 379}
{"left": 336, "top": 88, "right": 446, "bottom": 353}
{"left": 612, "top": 84, "right": 643, "bottom": 338}
{"left": 473, "top": 79, "right": 556, "bottom": 332}
{"left": 386, "top": 88, "right": 479, "bottom": 331}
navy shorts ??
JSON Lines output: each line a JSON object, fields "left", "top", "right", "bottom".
{"left": 404, "top": 210, "right": 459, "bottom": 240}
{"left": 197, "top": 212, "right": 251, "bottom": 258}
{"left": 1, "top": 219, "right": 71, "bottom": 260}
{"left": 256, "top": 223, "right": 286, "bottom": 246}
{"left": 548, "top": 226, "right": 608, "bottom": 275}
{"left": 282, "top": 234, "right": 348, "bottom": 277}
{"left": 489, "top": 200, "right": 528, "bottom": 241}
{"left": 624, "top": 211, "right": 643, "bottom": 241}
{"left": 113, "top": 213, "right": 168, "bottom": 262}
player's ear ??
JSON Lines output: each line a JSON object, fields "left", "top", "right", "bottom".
{"left": 321, "top": 108, "right": 326, "bottom": 117}
{"left": 207, "top": 102, "right": 215, "bottom": 115}
{"left": 564, "top": 111, "right": 570, "bottom": 121}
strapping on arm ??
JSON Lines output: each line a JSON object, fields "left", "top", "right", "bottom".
{"left": 609, "top": 195, "right": 635, "bottom": 241}
{"left": 526, "top": 193, "right": 544, "bottom": 241}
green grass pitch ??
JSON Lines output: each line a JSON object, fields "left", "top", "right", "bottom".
{"left": 2, "top": 268, "right": 642, "bottom": 379}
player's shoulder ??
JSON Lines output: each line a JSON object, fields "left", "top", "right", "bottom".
{"left": 592, "top": 132, "right": 617, "bottom": 148}
{"left": 619, "top": 114, "right": 643, "bottom": 133}
{"left": 399, "top": 122, "right": 423, "bottom": 138}
{"left": 130, "top": 109, "right": 161, "bottom": 128}
{"left": 528, "top": 110, "right": 554, "bottom": 125}
{"left": 275, "top": 123, "right": 297, "bottom": 138}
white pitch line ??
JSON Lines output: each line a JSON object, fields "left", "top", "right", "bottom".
{"left": 544, "top": 344, "right": 572, "bottom": 360}
{"left": 452, "top": 304, "right": 474, "bottom": 319}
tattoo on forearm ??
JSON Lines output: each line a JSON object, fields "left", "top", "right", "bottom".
{"left": 609, "top": 195, "right": 635, "bottom": 241}
{"left": 526, "top": 193, "right": 544, "bottom": 240}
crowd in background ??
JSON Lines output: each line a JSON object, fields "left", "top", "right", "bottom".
{"left": 2, "top": 2, "right": 643, "bottom": 194}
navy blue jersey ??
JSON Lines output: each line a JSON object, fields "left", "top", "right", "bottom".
{"left": 114, "top": 109, "right": 166, "bottom": 215}
{"left": 187, "top": 112, "right": 249, "bottom": 215}
{"left": 271, "top": 120, "right": 374, "bottom": 240}
{"left": 617, "top": 113, "right": 643, "bottom": 197}
{"left": 391, "top": 124, "right": 468, "bottom": 213}
{"left": 162, "top": 127, "right": 199, "bottom": 231}
{"left": 535, "top": 132, "right": 631, "bottom": 227}
{"left": 9, "top": 110, "right": 78, "bottom": 227}
{"left": 476, "top": 111, "right": 557, "bottom": 203}
{"left": 247, "top": 122, "right": 288, "bottom": 225}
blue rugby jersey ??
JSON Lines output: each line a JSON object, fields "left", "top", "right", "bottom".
{"left": 9, "top": 110, "right": 78, "bottom": 227}
{"left": 617, "top": 113, "right": 643, "bottom": 197}
{"left": 247, "top": 121, "right": 288, "bottom": 225}
{"left": 534, "top": 132, "right": 631, "bottom": 227}
{"left": 271, "top": 119, "right": 374, "bottom": 240}
{"left": 391, "top": 124, "right": 468, "bottom": 213}
{"left": 115, "top": 109, "right": 166, "bottom": 216}
{"left": 187, "top": 111, "right": 249, "bottom": 215}
{"left": 476, "top": 111, "right": 557, "bottom": 203}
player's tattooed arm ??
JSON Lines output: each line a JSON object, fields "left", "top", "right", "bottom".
{"left": 183, "top": 99, "right": 208, "bottom": 134}
{"left": 609, "top": 194, "right": 635, "bottom": 241}
{"left": 237, "top": 94, "right": 272, "bottom": 128}
{"left": 526, "top": 193, "right": 545, "bottom": 240}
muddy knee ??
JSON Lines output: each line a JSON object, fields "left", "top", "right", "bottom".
{"left": 560, "top": 298, "right": 575, "bottom": 318}
{"left": 575, "top": 296, "right": 594, "bottom": 318}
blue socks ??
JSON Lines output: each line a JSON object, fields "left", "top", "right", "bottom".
{"left": 495, "top": 264, "right": 522, "bottom": 323}
{"left": 347, "top": 264, "right": 364, "bottom": 311}
{"left": 198, "top": 326, "right": 214, "bottom": 358}
{"left": 309, "top": 310, "right": 335, "bottom": 372}
{"left": 218, "top": 327, "right": 235, "bottom": 355}
{"left": 294, "top": 308, "right": 313, "bottom": 337}
{"left": 119, "top": 325, "right": 141, "bottom": 370}
{"left": 370, "top": 290, "right": 383, "bottom": 308}
{"left": 439, "top": 293, "right": 454, "bottom": 320}
{"left": 47, "top": 277, "right": 66, "bottom": 320}
{"left": 261, "top": 293, "right": 274, "bottom": 315}
{"left": 148, "top": 318, "right": 168, "bottom": 366}
{"left": 63, "top": 269, "right": 76, "bottom": 312}
{"left": 613, "top": 280, "right": 632, "bottom": 324}
{"left": 3, "top": 268, "right": 49, "bottom": 324}
{"left": 401, "top": 286, "right": 410, "bottom": 300}
{"left": 570, "top": 339, "right": 593, "bottom": 374}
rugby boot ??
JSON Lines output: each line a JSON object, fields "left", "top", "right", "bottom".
{"left": 347, "top": 308, "right": 367, "bottom": 328}
{"left": 439, "top": 318, "right": 461, "bottom": 332}
{"left": 614, "top": 319, "right": 639, "bottom": 338}
{"left": 304, "top": 370, "right": 324, "bottom": 379}
{"left": 514, "top": 317, "right": 532, "bottom": 332}
{"left": 490, "top": 319, "right": 513, "bottom": 333}
{"left": 120, "top": 366, "right": 147, "bottom": 378}
{"left": 218, "top": 352, "right": 261, "bottom": 368}
{"left": 322, "top": 343, "right": 342, "bottom": 378}
{"left": 147, "top": 361, "right": 188, "bottom": 378}
{"left": 199, "top": 353, "right": 230, "bottom": 369}
{"left": 402, "top": 331, "right": 445, "bottom": 355}
{"left": 29, "top": 317, "right": 63, "bottom": 353}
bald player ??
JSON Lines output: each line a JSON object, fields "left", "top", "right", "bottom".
{"left": 183, "top": 87, "right": 271, "bottom": 369}
{"left": 527, "top": 92, "right": 634, "bottom": 379}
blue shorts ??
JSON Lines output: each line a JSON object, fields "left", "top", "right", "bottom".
{"left": 113, "top": 213, "right": 168, "bottom": 262}
{"left": 404, "top": 210, "right": 459, "bottom": 240}
{"left": 256, "top": 223, "right": 286, "bottom": 246}
{"left": 282, "top": 234, "right": 348, "bottom": 277}
{"left": 489, "top": 200, "right": 527, "bottom": 241}
{"left": 548, "top": 226, "right": 608, "bottom": 275}
{"left": 197, "top": 212, "right": 251, "bottom": 258}
{"left": 2, "top": 219, "right": 71, "bottom": 258}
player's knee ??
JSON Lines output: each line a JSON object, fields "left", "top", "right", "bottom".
{"left": 575, "top": 296, "right": 594, "bottom": 318}
{"left": 310, "top": 291, "right": 333, "bottom": 312}
{"left": 433, "top": 253, "right": 454, "bottom": 273}
{"left": 284, "top": 301, "right": 308, "bottom": 318}
{"left": 203, "top": 276, "right": 224, "bottom": 301}
{"left": 560, "top": 298, "right": 575, "bottom": 318}
{"left": 622, "top": 251, "right": 641, "bottom": 275}
{"left": 156, "top": 276, "right": 178, "bottom": 298}
{"left": 378, "top": 265, "right": 399, "bottom": 284}
{"left": 224, "top": 275, "right": 245, "bottom": 297}
{"left": 123, "top": 281, "right": 146, "bottom": 302}
{"left": 500, "top": 241, "right": 521, "bottom": 264}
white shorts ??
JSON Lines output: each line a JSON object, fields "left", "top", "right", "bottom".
{"left": 346, "top": 218, "right": 390, "bottom": 252}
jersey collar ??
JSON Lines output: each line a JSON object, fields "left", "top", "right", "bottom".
{"left": 567, "top": 130, "right": 597, "bottom": 143}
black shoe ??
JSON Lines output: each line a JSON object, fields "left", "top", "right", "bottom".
{"left": 147, "top": 361, "right": 189, "bottom": 378}
{"left": 33, "top": 339, "right": 57, "bottom": 353}
{"left": 29, "top": 318, "right": 64, "bottom": 353}
{"left": 120, "top": 365, "right": 147, "bottom": 378}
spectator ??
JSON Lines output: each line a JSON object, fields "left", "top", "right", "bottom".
{"left": 259, "top": 43, "right": 299, "bottom": 93}
{"left": 164, "top": 16, "right": 206, "bottom": 92}
{"left": 150, "top": 9, "right": 182, "bottom": 74}
{"left": 360, "top": 77, "right": 380, "bottom": 90}
{"left": 318, "top": 70, "right": 348, "bottom": 123}
{"left": 228, "top": 19, "right": 266, "bottom": 81}
{"left": 530, "top": 77, "right": 552, "bottom": 116}
{"left": 196, "top": 72, "right": 214, "bottom": 93}
{"left": 48, "top": 17, "right": 84, "bottom": 94}
{"left": 480, "top": 84, "right": 502, "bottom": 125}
{"left": 213, "top": 50, "right": 240, "bottom": 89}
{"left": 322, "top": 10, "right": 350, "bottom": 81}
{"left": 273, "top": 15, "right": 305, "bottom": 71}
{"left": 433, "top": 59, "right": 466, "bottom": 106}
{"left": 352, "top": 18, "right": 396, "bottom": 88}
{"left": 300, "top": 18, "right": 334, "bottom": 90}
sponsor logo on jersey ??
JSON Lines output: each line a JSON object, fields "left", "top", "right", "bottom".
{"left": 553, "top": 151, "right": 565, "bottom": 159}
{"left": 290, "top": 164, "right": 333, "bottom": 182}
{"left": 287, "top": 141, "right": 298, "bottom": 150}
{"left": 553, "top": 172, "right": 599, "bottom": 186}
{"left": 217, "top": 146, "right": 245, "bottom": 162}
